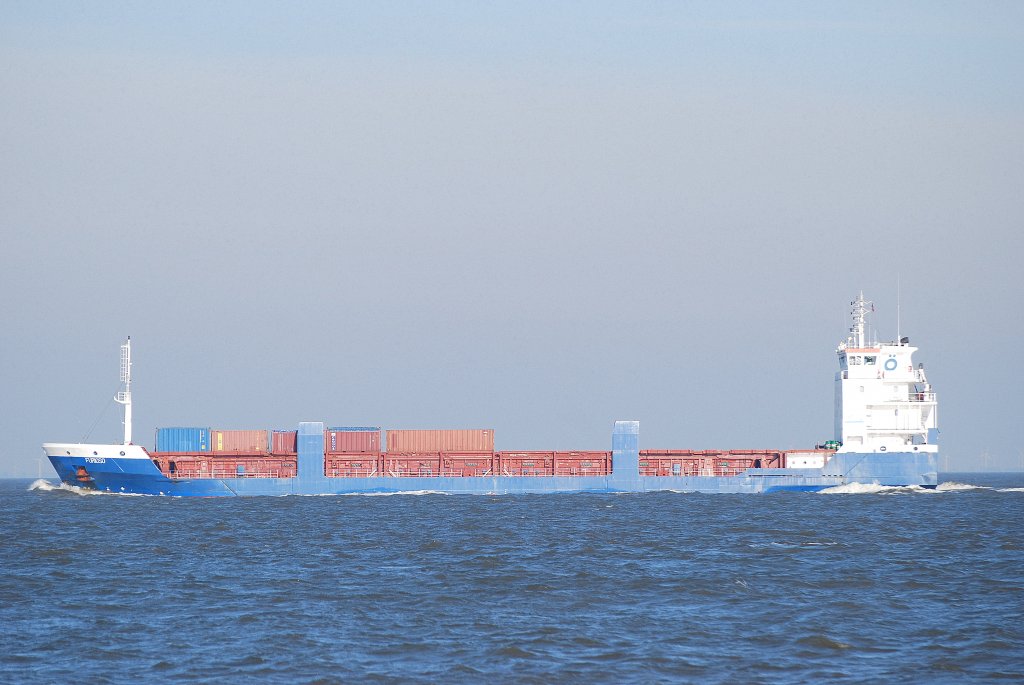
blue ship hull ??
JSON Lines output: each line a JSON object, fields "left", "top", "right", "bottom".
{"left": 46, "top": 422, "right": 938, "bottom": 496}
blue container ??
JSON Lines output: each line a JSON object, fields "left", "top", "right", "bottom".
{"left": 156, "top": 427, "right": 211, "bottom": 452}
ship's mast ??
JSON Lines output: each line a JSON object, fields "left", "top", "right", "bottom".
{"left": 850, "top": 292, "right": 872, "bottom": 348}
{"left": 114, "top": 337, "right": 132, "bottom": 444}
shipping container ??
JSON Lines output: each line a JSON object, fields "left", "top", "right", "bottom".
{"left": 496, "top": 452, "right": 554, "bottom": 477}
{"left": 442, "top": 454, "right": 496, "bottom": 477}
{"left": 638, "top": 449, "right": 782, "bottom": 476}
{"left": 386, "top": 429, "right": 494, "bottom": 453}
{"left": 155, "top": 427, "right": 210, "bottom": 453}
{"left": 553, "top": 451, "right": 612, "bottom": 476}
{"left": 326, "top": 453, "right": 381, "bottom": 478}
{"left": 270, "top": 430, "right": 297, "bottom": 455}
{"left": 325, "top": 428, "right": 381, "bottom": 453}
{"left": 382, "top": 455, "right": 442, "bottom": 477}
{"left": 211, "top": 429, "right": 270, "bottom": 453}
{"left": 156, "top": 455, "right": 296, "bottom": 479}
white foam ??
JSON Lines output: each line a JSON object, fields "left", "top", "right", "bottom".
{"left": 820, "top": 480, "right": 1003, "bottom": 495}
{"left": 818, "top": 482, "right": 895, "bottom": 495}
{"left": 748, "top": 540, "right": 840, "bottom": 550}
{"left": 936, "top": 481, "right": 991, "bottom": 491}
{"left": 817, "top": 482, "right": 941, "bottom": 495}
{"left": 27, "top": 478, "right": 147, "bottom": 496}
{"left": 28, "top": 479, "right": 104, "bottom": 495}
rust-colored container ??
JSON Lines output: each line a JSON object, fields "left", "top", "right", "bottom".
{"left": 553, "top": 451, "right": 612, "bottom": 477}
{"left": 326, "top": 454, "right": 380, "bottom": 478}
{"left": 211, "top": 429, "right": 269, "bottom": 453}
{"left": 271, "top": 430, "right": 297, "bottom": 455}
{"left": 496, "top": 451, "right": 554, "bottom": 477}
{"left": 325, "top": 429, "right": 381, "bottom": 454}
{"left": 639, "top": 450, "right": 705, "bottom": 476}
{"left": 386, "top": 429, "right": 494, "bottom": 453}
{"left": 161, "top": 455, "right": 295, "bottom": 479}
{"left": 442, "top": 454, "right": 496, "bottom": 477}
{"left": 382, "top": 455, "right": 442, "bottom": 477}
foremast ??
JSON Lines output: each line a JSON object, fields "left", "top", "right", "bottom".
{"left": 834, "top": 294, "right": 937, "bottom": 453}
{"left": 113, "top": 337, "right": 132, "bottom": 445}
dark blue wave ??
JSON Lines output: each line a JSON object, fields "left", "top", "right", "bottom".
{"left": 1, "top": 474, "right": 1022, "bottom": 683}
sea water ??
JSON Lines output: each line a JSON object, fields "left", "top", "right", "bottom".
{"left": 1, "top": 474, "right": 1021, "bottom": 683}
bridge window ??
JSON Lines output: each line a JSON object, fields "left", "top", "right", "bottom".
{"left": 865, "top": 356, "right": 876, "bottom": 365}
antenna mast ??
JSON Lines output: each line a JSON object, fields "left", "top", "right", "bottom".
{"left": 897, "top": 274, "right": 901, "bottom": 343}
{"left": 114, "top": 337, "right": 132, "bottom": 444}
{"left": 850, "top": 292, "right": 872, "bottom": 348}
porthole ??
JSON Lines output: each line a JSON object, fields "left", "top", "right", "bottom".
{"left": 120, "top": 451, "right": 125, "bottom": 456}
{"left": 93, "top": 451, "right": 98, "bottom": 456}
{"left": 879, "top": 446, "right": 887, "bottom": 452}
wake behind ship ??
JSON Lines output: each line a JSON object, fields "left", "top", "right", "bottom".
{"left": 43, "top": 294, "right": 938, "bottom": 496}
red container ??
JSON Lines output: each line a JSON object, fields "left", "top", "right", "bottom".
{"left": 382, "top": 455, "right": 442, "bottom": 477}
{"left": 325, "top": 429, "right": 381, "bottom": 454}
{"left": 162, "top": 455, "right": 296, "bottom": 479}
{"left": 386, "top": 429, "right": 494, "bottom": 453}
{"left": 442, "top": 454, "right": 495, "bottom": 477}
{"left": 211, "top": 429, "right": 269, "bottom": 453}
{"left": 639, "top": 450, "right": 706, "bottom": 476}
{"left": 553, "top": 451, "right": 612, "bottom": 476}
{"left": 638, "top": 449, "right": 783, "bottom": 476}
{"left": 326, "top": 454, "right": 380, "bottom": 478}
{"left": 496, "top": 451, "right": 554, "bottom": 477}
{"left": 271, "top": 431, "right": 297, "bottom": 455}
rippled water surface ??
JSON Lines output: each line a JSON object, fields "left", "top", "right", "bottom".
{"left": 2, "top": 474, "right": 1022, "bottom": 683}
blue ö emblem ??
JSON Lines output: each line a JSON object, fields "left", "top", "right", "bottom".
{"left": 884, "top": 358, "right": 898, "bottom": 371}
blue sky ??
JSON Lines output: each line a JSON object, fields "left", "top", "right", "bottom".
{"left": 2, "top": 2, "right": 1022, "bottom": 475}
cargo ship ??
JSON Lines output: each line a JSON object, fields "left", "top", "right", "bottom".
{"left": 43, "top": 294, "right": 938, "bottom": 496}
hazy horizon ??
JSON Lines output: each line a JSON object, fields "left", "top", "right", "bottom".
{"left": 2, "top": 3, "right": 1022, "bottom": 477}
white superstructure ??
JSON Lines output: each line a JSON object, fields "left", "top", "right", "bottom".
{"left": 834, "top": 293, "right": 937, "bottom": 453}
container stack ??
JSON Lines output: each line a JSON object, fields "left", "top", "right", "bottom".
{"left": 381, "top": 429, "right": 495, "bottom": 477}
{"left": 154, "top": 423, "right": 625, "bottom": 480}
{"left": 325, "top": 427, "right": 382, "bottom": 477}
